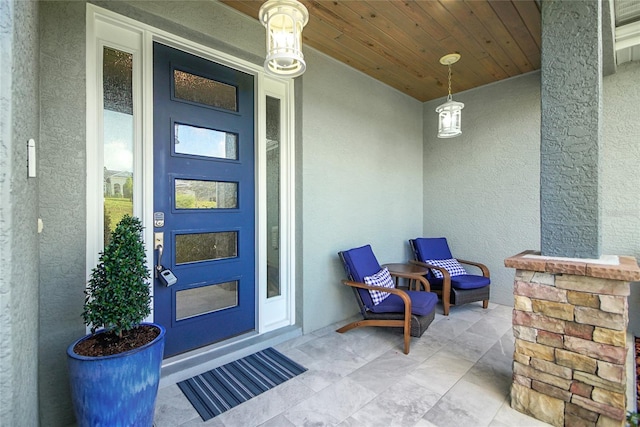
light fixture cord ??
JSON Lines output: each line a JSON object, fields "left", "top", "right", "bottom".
{"left": 447, "top": 64, "right": 452, "bottom": 101}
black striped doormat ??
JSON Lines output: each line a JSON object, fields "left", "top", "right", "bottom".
{"left": 177, "top": 347, "right": 307, "bottom": 421}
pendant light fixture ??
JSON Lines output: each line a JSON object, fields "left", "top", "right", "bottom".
{"left": 259, "top": 0, "right": 309, "bottom": 78}
{"left": 436, "top": 53, "right": 464, "bottom": 138}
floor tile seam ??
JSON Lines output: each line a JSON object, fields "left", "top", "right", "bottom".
{"left": 403, "top": 343, "right": 453, "bottom": 364}
{"left": 295, "top": 342, "right": 369, "bottom": 365}
{"left": 176, "top": 413, "right": 204, "bottom": 426}
{"left": 403, "top": 374, "right": 448, "bottom": 403}
{"left": 155, "top": 387, "right": 200, "bottom": 426}
{"left": 451, "top": 330, "right": 502, "bottom": 364}
{"left": 468, "top": 314, "right": 514, "bottom": 329}
{"left": 486, "top": 395, "right": 517, "bottom": 427}
{"left": 488, "top": 397, "right": 521, "bottom": 427}
{"left": 413, "top": 342, "right": 478, "bottom": 369}
{"left": 418, "top": 385, "right": 458, "bottom": 426}
{"left": 310, "top": 321, "right": 351, "bottom": 338}
{"left": 332, "top": 376, "right": 384, "bottom": 426}
{"left": 275, "top": 374, "right": 379, "bottom": 425}
{"left": 449, "top": 313, "right": 488, "bottom": 324}
{"left": 421, "top": 384, "right": 509, "bottom": 427}
{"left": 259, "top": 412, "right": 295, "bottom": 427}
{"left": 458, "top": 327, "right": 503, "bottom": 342}
{"left": 347, "top": 394, "right": 436, "bottom": 427}
{"left": 209, "top": 376, "right": 316, "bottom": 427}
{"left": 408, "top": 347, "right": 480, "bottom": 406}
{"left": 447, "top": 372, "right": 512, "bottom": 425}
{"left": 281, "top": 412, "right": 301, "bottom": 427}
{"left": 296, "top": 369, "right": 345, "bottom": 396}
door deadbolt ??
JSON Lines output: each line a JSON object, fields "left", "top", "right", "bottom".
{"left": 154, "top": 212, "right": 165, "bottom": 228}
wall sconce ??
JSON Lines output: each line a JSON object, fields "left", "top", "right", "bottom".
{"left": 436, "top": 53, "right": 464, "bottom": 138}
{"left": 259, "top": 0, "right": 309, "bottom": 78}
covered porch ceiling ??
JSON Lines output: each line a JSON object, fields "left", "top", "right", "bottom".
{"left": 222, "top": 0, "right": 541, "bottom": 102}
{"left": 221, "top": 0, "right": 640, "bottom": 102}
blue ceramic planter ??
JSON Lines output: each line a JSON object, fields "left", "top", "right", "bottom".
{"left": 67, "top": 323, "right": 166, "bottom": 427}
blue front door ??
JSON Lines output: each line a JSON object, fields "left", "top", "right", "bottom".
{"left": 153, "top": 43, "right": 255, "bottom": 357}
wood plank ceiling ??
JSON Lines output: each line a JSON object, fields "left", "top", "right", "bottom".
{"left": 220, "top": 0, "right": 541, "bottom": 102}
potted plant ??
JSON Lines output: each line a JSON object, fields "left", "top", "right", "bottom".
{"left": 67, "top": 215, "right": 165, "bottom": 427}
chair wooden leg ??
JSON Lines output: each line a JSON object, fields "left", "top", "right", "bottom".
{"left": 442, "top": 297, "right": 450, "bottom": 316}
{"left": 442, "top": 279, "right": 451, "bottom": 316}
{"left": 402, "top": 327, "right": 410, "bottom": 354}
{"left": 482, "top": 299, "right": 489, "bottom": 309}
{"left": 402, "top": 310, "right": 411, "bottom": 354}
{"left": 336, "top": 321, "right": 361, "bottom": 333}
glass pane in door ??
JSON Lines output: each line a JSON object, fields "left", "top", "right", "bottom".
{"left": 175, "top": 179, "right": 238, "bottom": 209}
{"left": 174, "top": 123, "right": 238, "bottom": 159}
{"left": 103, "top": 47, "right": 133, "bottom": 246}
{"left": 173, "top": 69, "right": 237, "bottom": 111}
{"left": 266, "top": 96, "right": 281, "bottom": 298}
{"left": 175, "top": 231, "right": 238, "bottom": 264}
{"left": 176, "top": 281, "right": 238, "bottom": 320}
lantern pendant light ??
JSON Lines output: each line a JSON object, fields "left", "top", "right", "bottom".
{"left": 259, "top": 0, "right": 309, "bottom": 78}
{"left": 436, "top": 53, "right": 464, "bottom": 138}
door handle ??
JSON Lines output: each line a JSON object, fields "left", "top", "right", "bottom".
{"left": 154, "top": 233, "right": 177, "bottom": 286}
{"left": 154, "top": 232, "right": 164, "bottom": 277}
{"left": 156, "top": 244, "right": 164, "bottom": 277}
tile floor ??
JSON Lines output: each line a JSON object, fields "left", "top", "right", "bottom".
{"left": 154, "top": 303, "right": 551, "bottom": 426}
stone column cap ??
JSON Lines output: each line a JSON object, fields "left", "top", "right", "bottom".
{"left": 505, "top": 250, "right": 640, "bottom": 281}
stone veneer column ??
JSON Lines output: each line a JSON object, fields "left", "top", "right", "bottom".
{"left": 505, "top": 251, "right": 640, "bottom": 427}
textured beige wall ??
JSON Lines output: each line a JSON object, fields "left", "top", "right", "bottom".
{"left": 301, "top": 49, "right": 425, "bottom": 333}
{"left": 38, "top": 3, "right": 87, "bottom": 425}
{"left": 601, "top": 61, "right": 640, "bottom": 334}
{"left": 30, "top": 1, "right": 640, "bottom": 424}
{"left": 422, "top": 62, "right": 640, "bottom": 334}
{"left": 36, "top": 2, "right": 269, "bottom": 424}
{"left": 0, "top": 1, "right": 40, "bottom": 425}
{"left": 422, "top": 72, "right": 542, "bottom": 307}
{"left": 35, "top": 1, "right": 423, "bottom": 422}
{"left": 540, "top": 0, "right": 602, "bottom": 258}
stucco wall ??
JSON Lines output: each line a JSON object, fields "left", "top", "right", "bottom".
{"left": 1, "top": 1, "right": 41, "bottom": 425}
{"left": 35, "top": 2, "right": 425, "bottom": 422}
{"left": 31, "top": 1, "right": 640, "bottom": 425}
{"left": 540, "top": 0, "right": 602, "bottom": 258}
{"left": 35, "top": 2, "right": 267, "bottom": 424}
{"left": 38, "top": 3, "right": 88, "bottom": 425}
{"left": 104, "top": 0, "right": 426, "bottom": 335}
{"left": 95, "top": 0, "right": 264, "bottom": 65}
{"left": 423, "top": 72, "right": 542, "bottom": 307}
{"left": 601, "top": 61, "right": 640, "bottom": 334}
{"left": 422, "top": 63, "right": 640, "bottom": 333}
{"left": 301, "top": 50, "right": 425, "bottom": 332}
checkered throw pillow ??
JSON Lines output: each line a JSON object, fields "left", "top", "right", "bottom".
{"left": 363, "top": 267, "right": 395, "bottom": 305}
{"left": 424, "top": 258, "right": 466, "bottom": 279}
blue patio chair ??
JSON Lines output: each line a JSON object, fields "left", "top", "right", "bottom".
{"left": 409, "top": 237, "right": 490, "bottom": 316}
{"left": 338, "top": 244, "right": 438, "bottom": 354}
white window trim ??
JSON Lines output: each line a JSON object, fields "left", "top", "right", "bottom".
{"left": 259, "top": 79, "right": 296, "bottom": 332}
{"left": 86, "top": 4, "right": 296, "bottom": 337}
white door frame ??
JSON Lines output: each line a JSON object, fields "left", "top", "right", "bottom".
{"left": 86, "top": 4, "right": 296, "bottom": 340}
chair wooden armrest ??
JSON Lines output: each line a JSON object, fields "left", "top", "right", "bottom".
{"left": 341, "top": 279, "right": 412, "bottom": 353}
{"left": 456, "top": 259, "right": 490, "bottom": 277}
{"left": 341, "top": 279, "right": 412, "bottom": 307}
{"left": 409, "top": 259, "right": 451, "bottom": 278}
{"left": 408, "top": 260, "right": 452, "bottom": 315}
{"left": 387, "top": 271, "right": 431, "bottom": 292}
{"left": 408, "top": 238, "right": 491, "bottom": 315}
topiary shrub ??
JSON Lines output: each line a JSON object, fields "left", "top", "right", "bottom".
{"left": 83, "top": 214, "right": 151, "bottom": 337}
